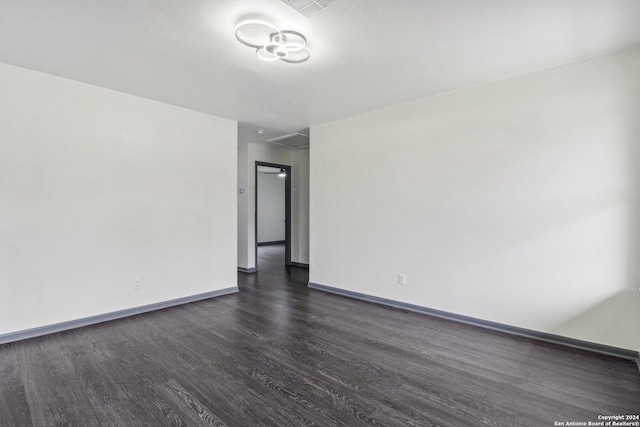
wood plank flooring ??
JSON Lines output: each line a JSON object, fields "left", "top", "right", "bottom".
{"left": 1, "top": 244, "right": 639, "bottom": 426}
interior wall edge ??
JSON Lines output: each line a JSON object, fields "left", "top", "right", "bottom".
{"left": 257, "top": 241, "right": 287, "bottom": 246}
{"left": 0, "top": 286, "right": 239, "bottom": 345}
{"left": 290, "top": 262, "right": 310, "bottom": 270}
{"left": 307, "top": 281, "right": 640, "bottom": 363}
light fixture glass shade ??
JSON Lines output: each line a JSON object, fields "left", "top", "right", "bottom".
{"left": 235, "top": 21, "right": 310, "bottom": 63}
{"left": 278, "top": 168, "right": 287, "bottom": 177}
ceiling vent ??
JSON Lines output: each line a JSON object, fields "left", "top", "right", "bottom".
{"left": 266, "top": 133, "right": 309, "bottom": 149}
{"left": 280, "top": 0, "right": 334, "bottom": 17}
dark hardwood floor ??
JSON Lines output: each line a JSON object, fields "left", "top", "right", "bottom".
{"left": 1, "top": 244, "right": 639, "bottom": 426}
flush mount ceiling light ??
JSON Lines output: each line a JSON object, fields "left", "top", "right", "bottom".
{"left": 235, "top": 21, "right": 310, "bottom": 63}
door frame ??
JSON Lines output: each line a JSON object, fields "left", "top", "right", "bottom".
{"left": 255, "top": 161, "right": 292, "bottom": 269}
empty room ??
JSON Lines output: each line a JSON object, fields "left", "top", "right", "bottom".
{"left": 1, "top": 1, "right": 639, "bottom": 426}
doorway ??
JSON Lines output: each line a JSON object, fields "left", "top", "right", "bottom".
{"left": 255, "top": 161, "right": 292, "bottom": 270}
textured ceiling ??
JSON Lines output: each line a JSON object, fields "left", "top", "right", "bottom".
{"left": 1, "top": 0, "right": 640, "bottom": 142}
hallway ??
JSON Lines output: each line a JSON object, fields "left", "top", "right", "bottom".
{"left": 257, "top": 243, "right": 287, "bottom": 270}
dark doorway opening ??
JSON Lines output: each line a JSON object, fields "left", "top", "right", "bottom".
{"left": 255, "top": 161, "right": 292, "bottom": 270}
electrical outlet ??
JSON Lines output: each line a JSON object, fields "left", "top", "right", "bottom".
{"left": 134, "top": 278, "right": 142, "bottom": 291}
{"left": 398, "top": 274, "right": 406, "bottom": 285}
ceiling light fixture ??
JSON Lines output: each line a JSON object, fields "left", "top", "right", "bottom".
{"left": 235, "top": 21, "right": 310, "bottom": 63}
{"left": 278, "top": 168, "right": 287, "bottom": 178}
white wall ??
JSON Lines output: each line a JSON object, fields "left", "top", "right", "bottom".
{"left": 310, "top": 47, "right": 640, "bottom": 352}
{"left": 257, "top": 172, "right": 286, "bottom": 243}
{"left": 237, "top": 142, "right": 250, "bottom": 268}
{"left": 238, "top": 143, "right": 309, "bottom": 269}
{"left": 294, "top": 148, "right": 310, "bottom": 263}
{"left": 0, "top": 63, "right": 237, "bottom": 336}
